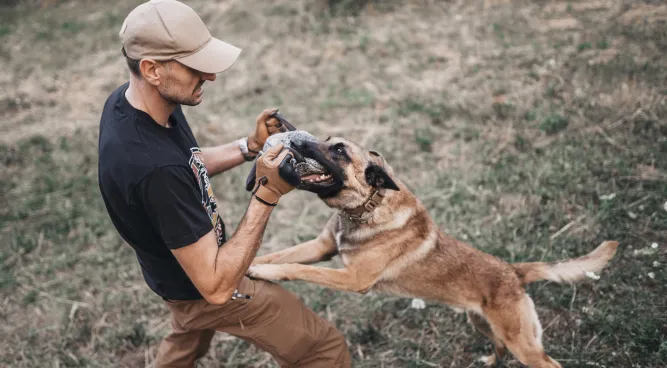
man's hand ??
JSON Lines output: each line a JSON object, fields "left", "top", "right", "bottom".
{"left": 252, "top": 144, "right": 297, "bottom": 205}
{"left": 248, "top": 108, "right": 286, "bottom": 153}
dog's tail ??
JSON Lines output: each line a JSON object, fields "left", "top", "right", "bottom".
{"left": 513, "top": 241, "right": 619, "bottom": 285}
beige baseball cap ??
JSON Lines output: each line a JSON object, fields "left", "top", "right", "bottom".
{"left": 120, "top": 0, "right": 241, "bottom": 74}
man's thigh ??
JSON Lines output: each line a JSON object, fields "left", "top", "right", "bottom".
{"left": 155, "top": 323, "right": 215, "bottom": 368}
{"left": 218, "top": 277, "right": 349, "bottom": 367}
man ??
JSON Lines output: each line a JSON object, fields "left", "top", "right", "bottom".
{"left": 97, "top": 1, "right": 351, "bottom": 367}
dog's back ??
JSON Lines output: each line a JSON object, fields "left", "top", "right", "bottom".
{"left": 354, "top": 182, "right": 617, "bottom": 308}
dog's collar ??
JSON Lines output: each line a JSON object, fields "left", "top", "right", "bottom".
{"left": 342, "top": 153, "right": 389, "bottom": 222}
{"left": 343, "top": 189, "right": 386, "bottom": 222}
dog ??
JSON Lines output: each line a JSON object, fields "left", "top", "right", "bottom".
{"left": 248, "top": 137, "right": 619, "bottom": 368}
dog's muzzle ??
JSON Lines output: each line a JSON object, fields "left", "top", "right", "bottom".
{"left": 245, "top": 130, "right": 325, "bottom": 191}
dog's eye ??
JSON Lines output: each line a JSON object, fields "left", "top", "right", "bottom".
{"left": 332, "top": 143, "right": 345, "bottom": 155}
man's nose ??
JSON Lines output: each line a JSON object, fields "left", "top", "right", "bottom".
{"left": 201, "top": 72, "right": 216, "bottom": 82}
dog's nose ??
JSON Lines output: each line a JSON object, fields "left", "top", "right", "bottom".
{"left": 285, "top": 131, "right": 319, "bottom": 153}
{"left": 291, "top": 139, "right": 305, "bottom": 151}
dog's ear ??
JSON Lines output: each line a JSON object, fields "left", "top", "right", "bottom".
{"left": 368, "top": 150, "right": 384, "bottom": 164}
{"left": 365, "top": 163, "right": 399, "bottom": 191}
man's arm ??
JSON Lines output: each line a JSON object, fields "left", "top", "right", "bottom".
{"left": 201, "top": 142, "right": 246, "bottom": 176}
{"left": 171, "top": 197, "right": 272, "bottom": 304}
{"left": 170, "top": 144, "right": 295, "bottom": 304}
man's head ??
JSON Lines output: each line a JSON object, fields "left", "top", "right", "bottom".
{"left": 120, "top": 0, "right": 241, "bottom": 105}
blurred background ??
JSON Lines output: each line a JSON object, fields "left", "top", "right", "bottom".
{"left": 1, "top": 0, "right": 666, "bottom": 367}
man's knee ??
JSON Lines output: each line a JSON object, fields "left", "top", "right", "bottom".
{"left": 326, "top": 330, "right": 350, "bottom": 366}
{"left": 248, "top": 280, "right": 350, "bottom": 366}
{"left": 297, "top": 324, "right": 350, "bottom": 367}
{"left": 322, "top": 325, "right": 347, "bottom": 350}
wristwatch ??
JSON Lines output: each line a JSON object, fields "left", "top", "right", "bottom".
{"left": 238, "top": 137, "right": 257, "bottom": 162}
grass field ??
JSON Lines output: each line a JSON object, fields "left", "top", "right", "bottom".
{"left": 1, "top": 0, "right": 666, "bottom": 367}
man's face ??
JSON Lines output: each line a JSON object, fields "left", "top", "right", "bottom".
{"left": 157, "top": 61, "right": 216, "bottom": 106}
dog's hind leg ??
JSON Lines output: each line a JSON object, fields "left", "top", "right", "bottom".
{"left": 483, "top": 295, "right": 561, "bottom": 368}
{"left": 467, "top": 311, "right": 506, "bottom": 367}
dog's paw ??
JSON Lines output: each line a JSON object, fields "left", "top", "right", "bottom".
{"left": 247, "top": 264, "right": 288, "bottom": 281}
{"left": 478, "top": 354, "right": 498, "bottom": 367}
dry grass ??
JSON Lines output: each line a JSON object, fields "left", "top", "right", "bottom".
{"left": 1, "top": 0, "right": 666, "bottom": 367}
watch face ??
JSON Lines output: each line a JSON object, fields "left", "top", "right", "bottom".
{"left": 240, "top": 138, "right": 254, "bottom": 161}
{"left": 239, "top": 138, "right": 248, "bottom": 153}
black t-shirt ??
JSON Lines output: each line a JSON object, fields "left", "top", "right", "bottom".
{"left": 98, "top": 82, "right": 226, "bottom": 300}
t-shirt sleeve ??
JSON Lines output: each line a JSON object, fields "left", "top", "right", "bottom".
{"left": 138, "top": 166, "right": 213, "bottom": 249}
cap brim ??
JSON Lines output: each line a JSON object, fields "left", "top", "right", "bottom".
{"left": 176, "top": 38, "right": 241, "bottom": 74}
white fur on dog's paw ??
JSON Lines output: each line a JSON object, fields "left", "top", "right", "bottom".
{"left": 478, "top": 354, "right": 497, "bottom": 367}
{"left": 247, "top": 264, "right": 286, "bottom": 281}
{"left": 410, "top": 298, "right": 426, "bottom": 309}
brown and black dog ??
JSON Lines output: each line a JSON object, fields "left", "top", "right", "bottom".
{"left": 248, "top": 137, "right": 619, "bottom": 368}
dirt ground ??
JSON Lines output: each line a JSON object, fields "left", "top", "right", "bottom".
{"left": 1, "top": 0, "right": 666, "bottom": 367}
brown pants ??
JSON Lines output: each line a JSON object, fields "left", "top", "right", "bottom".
{"left": 155, "top": 277, "right": 351, "bottom": 367}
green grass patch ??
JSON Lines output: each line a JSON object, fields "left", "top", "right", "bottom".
{"left": 597, "top": 39, "right": 610, "bottom": 49}
{"left": 398, "top": 98, "right": 452, "bottom": 125}
{"left": 61, "top": 21, "right": 85, "bottom": 33}
{"left": 540, "top": 113, "right": 569, "bottom": 134}
{"left": 453, "top": 127, "right": 479, "bottom": 142}
{"left": 524, "top": 109, "right": 537, "bottom": 122}
{"left": 414, "top": 127, "right": 433, "bottom": 152}
{"left": 577, "top": 41, "right": 593, "bottom": 52}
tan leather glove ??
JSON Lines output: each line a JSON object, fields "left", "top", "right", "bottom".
{"left": 252, "top": 144, "right": 296, "bottom": 206}
{"left": 248, "top": 108, "right": 287, "bottom": 153}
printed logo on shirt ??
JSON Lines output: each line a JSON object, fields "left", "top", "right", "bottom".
{"left": 189, "top": 147, "right": 225, "bottom": 247}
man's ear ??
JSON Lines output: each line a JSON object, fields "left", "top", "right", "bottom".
{"left": 140, "top": 59, "right": 162, "bottom": 86}
{"left": 365, "top": 163, "right": 399, "bottom": 191}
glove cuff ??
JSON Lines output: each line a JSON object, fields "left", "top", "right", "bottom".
{"left": 252, "top": 180, "right": 281, "bottom": 205}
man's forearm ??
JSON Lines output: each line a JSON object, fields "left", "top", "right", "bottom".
{"left": 211, "top": 197, "right": 273, "bottom": 297}
{"left": 201, "top": 141, "right": 250, "bottom": 176}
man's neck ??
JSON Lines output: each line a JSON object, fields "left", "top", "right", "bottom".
{"left": 125, "top": 76, "right": 176, "bottom": 127}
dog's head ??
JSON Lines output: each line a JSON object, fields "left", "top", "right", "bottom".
{"left": 291, "top": 136, "right": 400, "bottom": 209}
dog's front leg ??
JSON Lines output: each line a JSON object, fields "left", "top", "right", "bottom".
{"left": 247, "top": 264, "right": 378, "bottom": 294}
{"left": 253, "top": 217, "right": 338, "bottom": 265}
{"left": 252, "top": 236, "right": 337, "bottom": 265}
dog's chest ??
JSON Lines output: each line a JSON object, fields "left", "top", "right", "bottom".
{"left": 334, "top": 230, "right": 355, "bottom": 254}
{"left": 333, "top": 226, "right": 365, "bottom": 267}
